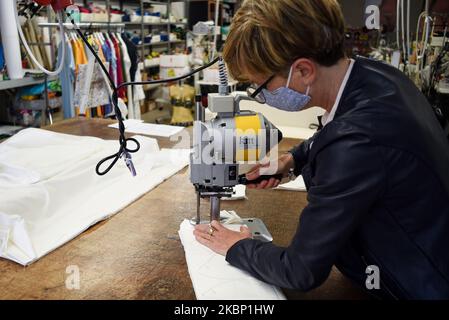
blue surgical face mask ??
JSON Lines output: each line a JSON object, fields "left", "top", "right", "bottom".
{"left": 262, "top": 66, "right": 311, "bottom": 112}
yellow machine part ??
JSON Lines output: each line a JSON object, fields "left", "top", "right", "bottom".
{"left": 235, "top": 114, "right": 263, "bottom": 162}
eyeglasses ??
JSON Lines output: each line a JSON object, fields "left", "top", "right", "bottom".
{"left": 246, "top": 75, "right": 275, "bottom": 104}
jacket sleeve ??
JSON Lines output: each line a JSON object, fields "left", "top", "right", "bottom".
{"left": 289, "top": 138, "right": 313, "bottom": 177}
{"left": 226, "top": 133, "right": 386, "bottom": 291}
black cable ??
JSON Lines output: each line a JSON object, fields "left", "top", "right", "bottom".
{"left": 65, "top": 11, "right": 139, "bottom": 176}
{"left": 65, "top": 10, "right": 220, "bottom": 176}
{"left": 116, "top": 57, "right": 220, "bottom": 91}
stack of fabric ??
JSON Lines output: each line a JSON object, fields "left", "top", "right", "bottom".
{"left": 0, "top": 128, "right": 190, "bottom": 266}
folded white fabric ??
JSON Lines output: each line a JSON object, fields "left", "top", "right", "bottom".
{"left": 0, "top": 128, "right": 190, "bottom": 265}
{"left": 222, "top": 185, "right": 247, "bottom": 201}
{"left": 179, "top": 218, "right": 286, "bottom": 300}
{"left": 276, "top": 175, "right": 307, "bottom": 192}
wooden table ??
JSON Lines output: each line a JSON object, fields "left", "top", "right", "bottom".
{"left": 0, "top": 118, "right": 369, "bottom": 300}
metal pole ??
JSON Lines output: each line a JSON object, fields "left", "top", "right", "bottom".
{"left": 141, "top": 0, "right": 145, "bottom": 62}
{"left": 195, "top": 95, "right": 204, "bottom": 122}
{"left": 168, "top": 0, "right": 171, "bottom": 52}
{"left": 210, "top": 197, "right": 221, "bottom": 222}
{"left": 196, "top": 192, "right": 201, "bottom": 224}
{"left": 107, "top": 0, "right": 111, "bottom": 33}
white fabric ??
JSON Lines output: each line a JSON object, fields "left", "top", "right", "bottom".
{"left": 321, "top": 59, "right": 355, "bottom": 127}
{"left": 222, "top": 185, "right": 247, "bottom": 201}
{"left": 220, "top": 210, "right": 244, "bottom": 225}
{"left": 108, "top": 121, "right": 184, "bottom": 138}
{"left": 179, "top": 218, "right": 286, "bottom": 300}
{"left": 276, "top": 175, "right": 307, "bottom": 192}
{"left": 0, "top": 126, "right": 22, "bottom": 137}
{"left": 0, "top": 128, "right": 190, "bottom": 265}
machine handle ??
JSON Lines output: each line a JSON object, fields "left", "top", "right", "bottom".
{"left": 238, "top": 174, "right": 284, "bottom": 185}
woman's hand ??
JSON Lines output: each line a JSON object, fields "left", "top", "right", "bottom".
{"left": 246, "top": 153, "right": 295, "bottom": 189}
{"left": 193, "top": 221, "right": 252, "bottom": 256}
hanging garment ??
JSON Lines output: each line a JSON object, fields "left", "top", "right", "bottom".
{"left": 77, "top": 38, "right": 88, "bottom": 65}
{"left": 73, "top": 53, "right": 111, "bottom": 113}
{"left": 116, "top": 34, "right": 128, "bottom": 101}
{"left": 122, "top": 33, "right": 139, "bottom": 82}
{"left": 111, "top": 35, "right": 126, "bottom": 99}
{"left": 58, "top": 40, "right": 75, "bottom": 118}
{"left": 88, "top": 35, "right": 107, "bottom": 117}
{"left": 0, "top": 128, "right": 190, "bottom": 266}
{"left": 100, "top": 41, "right": 115, "bottom": 116}
{"left": 71, "top": 37, "right": 87, "bottom": 74}
{"left": 104, "top": 34, "right": 118, "bottom": 87}
{"left": 0, "top": 44, "right": 4, "bottom": 70}
{"left": 101, "top": 43, "right": 111, "bottom": 63}
{"left": 93, "top": 37, "right": 106, "bottom": 64}
{"left": 116, "top": 33, "right": 136, "bottom": 119}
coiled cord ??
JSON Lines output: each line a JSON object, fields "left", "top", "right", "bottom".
{"left": 218, "top": 57, "right": 229, "bottom": 95}
{"left": 65, "top": 10, "right": 140, "bottom": 176}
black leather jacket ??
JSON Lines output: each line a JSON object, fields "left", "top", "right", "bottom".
{"left": 226, "top": 57, "right": 449, "bottom": 300}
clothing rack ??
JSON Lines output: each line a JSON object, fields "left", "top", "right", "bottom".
{"left": 37, "top": 22, "right": 130, "bottom": 118}
{"left": 38, "top": 22, "right": 125, "bottom": 32}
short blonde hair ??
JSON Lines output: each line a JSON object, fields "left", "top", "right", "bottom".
{"left": 223, "top": 0, "right": 346, "bottom": 82}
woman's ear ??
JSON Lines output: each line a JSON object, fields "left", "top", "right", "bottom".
{"left": 291, "top": 58, "right": 316, "bottom": 86}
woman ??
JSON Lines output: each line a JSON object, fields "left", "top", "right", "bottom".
{"left": 194, "top": 0, "right": 449, "bottom": 299}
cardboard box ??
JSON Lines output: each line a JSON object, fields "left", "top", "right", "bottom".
{"left": 160, "top": 54, "right": 189, "bottom": 68}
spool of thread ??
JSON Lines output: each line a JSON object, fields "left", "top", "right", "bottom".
{"left": 0, "top": 0, "right": 24, "bottom": 79}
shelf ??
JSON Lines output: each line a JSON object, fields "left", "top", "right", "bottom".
{"left": 145, "top": 0, "right": 189, "bottom": 4}
{"left": 124, "top": 22, "right": 187, "bottom": 26}
{"left": 38, "top": 22, "right": 125, "bottom": 29}
{"left": 144, "top": 0, "right": 170, "bottom": 5}
{"left": 125, "top": 22, "right": 168, "bottom": 26}
{"left": 138, "top": 40, "right": 185, "bottom": 47}
{"left": 124, "top": 22, "right": 187, "bottom": 27}
{"left": 143, "top": 83, "right": 163, "bottom": 90}
{"left": 197, "top": 80, "right": 239, "bottom": 86}
{"left": 46, "top": 21, "right": 187, "bottom": 28}
{"left": 144, "top": 63, "right": 161, "bottom": 68}
{"left": 437, "top": 83, "right": 449, "bottom": 95}
{"left": 0, "top": 75, "right": 58, "bottom": 91}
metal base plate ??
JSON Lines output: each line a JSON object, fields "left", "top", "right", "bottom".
{"left": 241, "top": 218, "right": 273, "bottom": 243}
{"left": 189, "top": 217, "right": 273, "bottom": 243}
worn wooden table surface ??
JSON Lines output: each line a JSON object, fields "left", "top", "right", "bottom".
{"left": 0, "top": 118, "right": 369, "bottom": 300}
